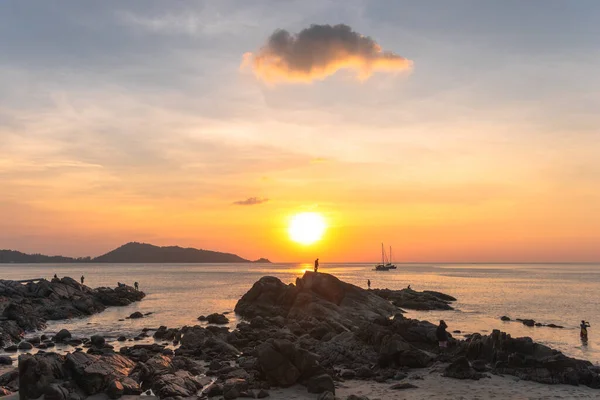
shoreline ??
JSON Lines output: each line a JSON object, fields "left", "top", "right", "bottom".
{"left": 3, "top": 272, "right": 600, "bottom": 399}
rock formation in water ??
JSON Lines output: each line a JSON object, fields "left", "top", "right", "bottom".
{"left": 0, "top": 277, "right": 145, "bottom": 347}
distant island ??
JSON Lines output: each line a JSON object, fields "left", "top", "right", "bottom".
{"left": 0, "top": 242, "right": 271, "bottom": 264}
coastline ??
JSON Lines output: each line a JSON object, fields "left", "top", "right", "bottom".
{"left": 2, "top": 271, "right": 600, "bottom": 399}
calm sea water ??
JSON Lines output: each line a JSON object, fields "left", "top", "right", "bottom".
{"left": 1, "top": 263, "right": 599, "bottom": 364}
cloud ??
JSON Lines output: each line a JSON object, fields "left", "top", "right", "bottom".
{"left": 233, "top": 197, "right": 269, "bottom": 206}
{"left": 242, "top": 24, "right": 413, "bottom": 84}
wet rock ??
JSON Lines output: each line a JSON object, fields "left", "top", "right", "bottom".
{"left": 3, "top": 345, "right": 17, "bottom": 352}
{"left": 0, "top": 387, "right": 12, "bottom": 397}
{"left": 204, "top": 382, "right": 223, "bottom": 397}
{"left": 0, "top": 356, "right": 12, "bottom": 365}
{"left": 307, "top": 373, "right": 335, "bottom": 394}
{"left": 17, "top": 341, "right": 33, "bottom": 350}
{"left": 117, "top": 336, "right": 127, "bottom": 341}
{"left": 128, "top": 311, "right": 144, "bottom": 319}
{"left": 371, "top": 288, "right": 455, "bottom": 311}
{"left": 204, "top": 313, "right": 230, "bottom": 325}
{"left": 0, "top": 369, "right": 19, "bottom": 392}
{"left": 54, "top": 329, "right": 72, "bottom": 342}
{"left": 90, "top": 335, "right": 105, "bottom": 347}
{"left": 346, "top": 396, "right": 369, "bottom": 400}
{"left": 500, "top": 316, "right": 511, "bottom": 321}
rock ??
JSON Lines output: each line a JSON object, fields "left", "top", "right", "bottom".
{"left": 347, "top": 396, "right": 369, "bottom": 400}
{"left": 3, "top": 345, "right": 17, "bottom": 352}
{"left": 307, "top": 373, "right": 335, "bottom": 394}
{"left": 546, "top": 323, "right": 564, "bottom": 329}
{"left": 152, "top": 370, "right": 203, "bottom": 398}
{"left": 443, "top": 356, "right": 486, "bottom": 380}
{"left": 256, "top": 339, "right": 323, "bottom": 387}
{"left": 117, "top": 336, "right": 127, "bottom": 341}
{"left": 235, "top": 272, "right": 398, "bottom": 330}
{"left": 389, "top": 382, "right": 418, "bottom": 390}
{"left": 0, "top": 356, "right": 12, "bottom": 365}
{"left": 106, "top": 380, "right": 124, "bottom": 399}
{"left": 17, "top": 341, "right": 33, "bottom": 350}
{"left": 521, "top": 319, "right": 535, "bottom": 327}
{"left": 65, "top": 351, "right": 136, "bottom": 395}
{"left": 204, "top": 383, "right": 224, "bottom": 397}
{"left": 371, "top": 288, "right": 455, "bottom": 311}
{"left": 204, "top": 313, "right": 230, "bottom": 325}
{"left": 44, "top": 383, "right": 69, "bottom": 400}
{"left": 317, "top": 391, "right": 336, "bottom": 400}
{"left": 128, "top": 311, "right": 144, "bottom": 319}
{"left": 0, "top": 387, "right": 12, "bottom": 397}
{"left": 18, "top": 353, "right": 66, "bottom": 399}
{"left": 55, "top": 329, "right": 72, "bottom": 342}
{"left": 500, "top": 316, "right": 511, "bottom": 321}
{"left": 471, "top": 359, "right": 488, "bottom": 372}
{"left": 256, "top": 389, "right": 270, "bottom": 398}
{"left": 91, "top": 335, "right": 105, "bottom": 347}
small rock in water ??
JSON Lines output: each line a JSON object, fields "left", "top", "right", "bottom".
{"left": 18, "top": 341, "right": 33, "bottom": 350}
{"left": 128, "top": 311, "right": 144, "bottom": 319}
{"left": 3, "top": 345, "right": 17, "bottom": 352}
{"left": 90, "top": 335, "right": 105, "bottom": 347}
{"left": 0, "top": 356, "right": 12, "bottom": 365}
{"left": 521, "top": 319, "right": 535, "bottom": 327}
{"left": 317, "top": 392, "right": 335, "bottom": 400}
{"left": 500, "top": 316, "right": 511, "bottom": 321}
{"left": 117, "top": 336, "right": 127, "bottom": 341}
{"left": 54, "top": 329, "right": 72, "bottom": 342}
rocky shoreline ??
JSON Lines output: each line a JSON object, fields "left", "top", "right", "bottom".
{"left": 2, "top": 272, "right": 599, "bottom": 399}
{"left": 0, "top": 277, "right": 145, "bottom": 348}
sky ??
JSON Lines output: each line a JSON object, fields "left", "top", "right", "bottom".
{"left": 1, "top": 0, "right": 599, "bottom": 262}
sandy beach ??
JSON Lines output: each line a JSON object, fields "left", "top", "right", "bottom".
{"left": 269, "top": 370, "right": 600, "bottom": 400}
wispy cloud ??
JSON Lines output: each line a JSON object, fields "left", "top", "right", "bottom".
{"left": 242, "top": 24, "right": 413, "bottom": 84}
{"left": 233, "top": 197, "right": 269, "bottom": 206}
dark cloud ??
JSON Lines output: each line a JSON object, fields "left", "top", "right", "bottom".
{"left": 242, "top": 24, "right": 413, "bottom": 84}
{"left": 233, "top": 197, "right": 269, "bottom": 206}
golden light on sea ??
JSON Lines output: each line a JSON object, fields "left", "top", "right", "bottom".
{"left": 288, "top": 212, "right": 327, "bottom": 245}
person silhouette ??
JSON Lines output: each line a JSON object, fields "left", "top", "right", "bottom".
{"left": 314, "top": 258, "right": 319, "bottom": 273}
{"left": 581, "top": 320, "right": 591, "bottom": 340}
{"left": 80, "top": 275, "right": 84, "bottom": 285}
{"left": 134, "top": 281, "right": 139, "bottom": 291}
{"left": 367, "top": 279, "right": 371, "bottom": 289}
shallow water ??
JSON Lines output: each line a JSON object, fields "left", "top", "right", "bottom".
{"left": 1, "top": 262, "right": 599, "bottom": 364}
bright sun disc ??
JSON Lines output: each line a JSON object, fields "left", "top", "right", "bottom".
{"left": 288, "top": 212, "right": 326, "bottom": 245}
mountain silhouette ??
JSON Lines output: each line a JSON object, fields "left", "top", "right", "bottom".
{"left": 0, "top": 242, "right": 270, "bottom": 263}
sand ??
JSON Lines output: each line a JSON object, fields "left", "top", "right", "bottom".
{"left": 268, "top": 367, "right": 600, "bottom": 400}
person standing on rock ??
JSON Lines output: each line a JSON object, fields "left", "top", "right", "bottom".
{"left": 367, "top": 279, "right": 371, "bottom": 289}
{"left": 314, "top": 258, "right": 319, "bottom": 273}
{"left": 80, "top": 275, "right": 85, "bottom": 285}
{"left": 134, "top": 281, "right": 139, "bottom": 291}
{"left": 436, "top": 320, "right": 449, "bottom": 352}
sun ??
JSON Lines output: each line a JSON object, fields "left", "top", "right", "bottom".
{"left": 288, "top": 212, "right": 326, "bottom": 245}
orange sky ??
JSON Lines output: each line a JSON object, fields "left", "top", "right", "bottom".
{"left": 1, "top": 3, "right": 600, "bottom": 262}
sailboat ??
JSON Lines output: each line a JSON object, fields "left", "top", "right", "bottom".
{"left": 386, "top": 245, "right": 397, "bottom": 269}
{"left": 374, "top": 243, "right": 394, "bottom": 271}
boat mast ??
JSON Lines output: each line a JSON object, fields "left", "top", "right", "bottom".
{"left": 381, "top": 243, "right": 384, "bottom": 265}
{"left": 390, "top": 246, "right": 392, "bottom": 264}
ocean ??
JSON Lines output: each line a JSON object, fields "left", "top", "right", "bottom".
{"left": 1, "top": 262, "right": 599, "bottom": 364}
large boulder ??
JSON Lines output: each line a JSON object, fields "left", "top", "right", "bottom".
{"left": 371, "top": 288, "right": 455, "bottom": 310}
{"left": 65, "top": 352, "right": 135, "bottom": 395}
{"left": 235, "top": 272, "right": 398, "bottom": 330}
{"left": 18, "top": 353, "right": 66, "bottom": 399}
